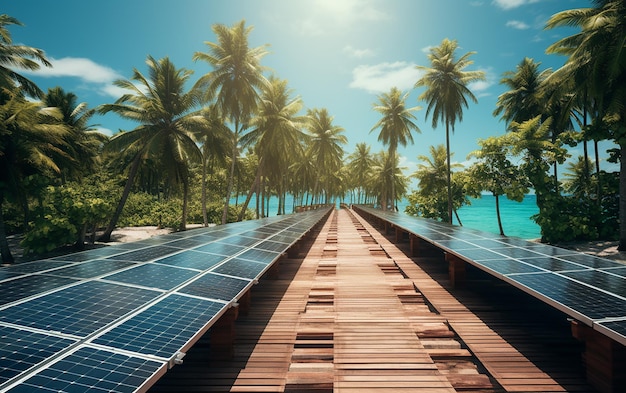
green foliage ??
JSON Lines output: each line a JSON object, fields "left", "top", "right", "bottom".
{"left": 21, "top": 184, "right": 112, "bottom": 254}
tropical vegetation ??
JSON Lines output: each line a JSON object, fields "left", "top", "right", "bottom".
{"left": 1, "top": 1, "right": 624, "bottom": 263}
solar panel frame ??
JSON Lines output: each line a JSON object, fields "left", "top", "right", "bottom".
{"left": 102, "top": 264, "right": 200, "bottom": 290}
{"left": 91, "top": 293, "right": 227, "bottom": 359}
{"left": 353, "top": 205, "right": 626, "bottom": 343}
{"left": 0, "top": 206, "right": 333, "bottom": 392}
{"left": 0, "top": 281, "right": 161, "bottom": 337}
{"left": 3, "top": 345, "right": 167, "bottom": 393}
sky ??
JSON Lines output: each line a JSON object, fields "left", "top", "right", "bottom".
{"left": 5, "top": 0, "right": 614, "bottom": 179}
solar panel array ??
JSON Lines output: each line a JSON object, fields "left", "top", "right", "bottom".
{"left": 353, "top": 205, "right": 626, "bottom": 346}
{"left": 0, "top": 207, "right": 331, "bottom": 392}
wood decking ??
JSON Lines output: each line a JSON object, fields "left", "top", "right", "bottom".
{"left": 149, "top": 208, "right": 597, "bottom": 392}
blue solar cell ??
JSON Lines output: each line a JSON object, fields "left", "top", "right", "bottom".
{"left": 601, "top": 266, "right": 626, "bottom": 277}
{"left": 220, "top": 235, "right": 260, "bottom": 247}
{"left": 103, "top": 264, "right": 198, "bottom": 290}
{"left": 3, "top": 260, "right": 71, "bottom": 274}
{"left": 597, "top": 320, "right": 626, "bottom": 344}
{"left": 518, "top": 257, "right": 590, "bottom": 272}
{"left": 558, "top": 254, "right": 623, "bottom": 269}
{"left": 178, "top": 273, "right": 250, "bottom": 302}
{"left": 0, "top": 275, "right": 78, "bottom": 307}
{"left": 106, "top": 245, "right": 178, "bottom": 262}
{"left": 436, "top": 239, "right": 475, "bottom": 250}
{"left": 5, "top": 346, "right": 164, "bottom": 393}
{"left": 48, "top": 260, "right": 135, "bottom": 279}
{"left": 0, "top": 271, "right": 21, "bottom": 282}
{"left": 478, "top": 259, "right": 544, "bottom": 275}
{"left": 254, "top": 240, "right": 288, "bottom": 253}
{"left": 155, "top": 250, "right": 227, "bottom": 271}
{"left": 510, "top": 273, "right": 626, "bottom": 320}
{"left": 212, "top": 258, "right": 267, "bottom": 279}
{"left": 452, "top": 248, "right": 507, "bottom": 261}
{"left": 0, "top": 281, "right": 160, "bottom": 337}
{"left": 525, "top": 244, "right": 578, "bottom": 257}
{"left": 562, "top": 270, "right": 626, "bottom": 298}
{"left": 193, "top": 241, "right": 245, "bottom": 256}
{"left": 239, "top": 248, "right": 280, "bottom": 264}
{"left": 0, "top": 325, "right": 76, "bottom": 385}
{"left": 52, "top": 247, "right": 128, "bottom": 262}
{"left": 92, "top": 294, "right": 226, "bottom": 358}
{"left": 164, "top": 237, "right": 210, "bottom": 249}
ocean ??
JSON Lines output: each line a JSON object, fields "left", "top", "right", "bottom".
{"left": 239, "top": 194, "right": 541, "bottom": 240}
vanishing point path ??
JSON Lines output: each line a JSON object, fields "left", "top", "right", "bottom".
{"left": 151, "top": 208, "right": 595, "bottom": 392}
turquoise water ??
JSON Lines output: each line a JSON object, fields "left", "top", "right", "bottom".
{"left": 236, "top": 194, "right": 541, "bottom": 240}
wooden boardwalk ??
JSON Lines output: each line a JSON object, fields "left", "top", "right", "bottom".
{"left": 150, "top": 208, "right": 596, "bottom": 392}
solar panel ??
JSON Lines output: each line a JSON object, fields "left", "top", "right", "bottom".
{"left": 478, "top": 258, "right": 545, "bottom": 275}
{"left": 561, "top": 270, "right": 626, "bottom": 298}
{"left": 555, "top": 253, "right": 623, "bottom": 269}
{"left": 163, "top": 237, "right": 211, "bottom": 249}
{"left": 238, "top": 248, "right": 280, "bottom": 264}
{"left": 601, "top": 266, "right": 626, "bottom": 277}
{"left": 103, "top": 264, "right": 198, "bottom": 290}
{"left": 508, "top": 273, "right": 626, "bottom": 322}
{"left": 0, "top": 281, "right": 160, "bottom": 337}
{"left": 4, "top": 346, "right": 165, "bottom": 393}
{"left": 47, "top": 260, "right": 135, "bottom": 279}
{"left": 106, "top": 245, "right": 178, "bottom": 262}
{"left": 254, "top": 240, "right": 289, "bottom": 253}
{"left": 212, "top": 258, "right": 268, "bottom": 279}
{"left": 177, "top": 273, "right": 250, "bottom": 302}
{"left": 193, "top": 241, "right": 245, "bottom": 256}
{"left": 0, "top": 275, "right": 78, "bottom": 307}
{"left": 0, "top": 325, "right": 76, "bottom": 385}
{"left": 2, "top": 260, "right": 71, "bottom": 274}
{"left": 0, "top": 206, "right": 333, "bottom": 392}
{"left": 353, "top": 205, "right": 626, "bottom": 345}
{"left": 518, "top": 256, "right": 591, "bottom": 272}
{"left": 596, "top": 319, "right": 626, "bottom": 346}
{"left": 155, "top": 250, "right": 227, "bottom": 271}
{"left": 92, "top": 294, "right": 226, "bottom": 358}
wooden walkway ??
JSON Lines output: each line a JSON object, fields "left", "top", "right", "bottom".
{"left": 150, "top": 208, "right": 596, "bottom": 392}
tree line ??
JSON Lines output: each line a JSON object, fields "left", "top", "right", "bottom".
{"left": 1, "top": 0, "right": 625, "bottom": 264}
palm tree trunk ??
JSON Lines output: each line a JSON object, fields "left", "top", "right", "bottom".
{"left": 453, "top": 209, "right": 463, "bottom": 226}
{"left": 594, "top": 140, "right": 601, "bottom": 204}
{"left": 238, "top": 157, "right": 264, "bottom": 221}
{"left": 618, "top": 142, "right": 626, "bottom": 251}
{"left": 222, "top": 122, "right": 239, "bottom": 225}
{"left": 99, "top": 154, "right": 142, "bottom": 242}
{"left": 0, "top": 194, "right": 14, "bottom": 265}
{"left": 180, "top": 179, "right": 189, "bottom": 232}
{"left": 446, "top": 122, "right": 453, "bottom": 224}
{"left": 202, "top": 157, "right": 208, "bottom": 227}
{"left": 390, "top": 149, "right": 396, "bottom": 212}
{"left": 495, "top": 193, "right": 504, "bottom": 236}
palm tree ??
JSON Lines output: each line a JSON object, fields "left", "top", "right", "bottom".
{"left": 563, "top": 156, "right": 595, "bottom": 198}
{"left": 238, "top": 76, "right": 305, "bottom": 219}
{"left": 196, "top": 104, "right": 231, "bottom": 226}
{"left": 346, "top": 143, "right": 374, "bottom": 204}
{"left": 545, "top": 0, "right": 626, "bottom": 248}
{"left": 43, "top": 87, "right": 108, "bottom": 182}
{"left": 0, "top": 88, "right": 68, "bottom": 263}
{"left": 0, "top": 15, "right": 51, "bottom": 99}
{"left": 415, "top": 38, "right": 485, "bottom": 223}
{"left": 494, "top": 58, "right": 551, "bottom": 126}
{"left": 193, "top": 20, "right": 269, "bottom": 225}
{"left": 305, "top": 108, "right": 346, "bottom": 204}
{"left": 370, "top": 87, "right": 420, "bottom": 210}
{"left": 98, "top": 56, "right": 206, "bottom": 240}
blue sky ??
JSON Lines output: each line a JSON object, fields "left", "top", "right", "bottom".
{"left": 6, "top": 0, "right": 613, "bottom": 177}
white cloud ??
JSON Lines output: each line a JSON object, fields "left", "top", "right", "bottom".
{"left": 19, "top": 57, "right": 126, "bottom": 98}
{"left": 349, "top": 61, "right": 423, "bottom": 93}
{"left": 506, "top": 20, "right": 530, "bottom": 30}
{"left": 294, "top": 0, "right": 388, "bottom": 36}
{"left": 493, "top": 0, "right": 540, "bottom": 10}
{"left": 469, "top": 66, "right": 496, "bottom": 97}
{"left": 94, "top": 126, "right": 115, "bottom": 137}
{"left": 344, "top": 45, "right": 375, "bottom": 58}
